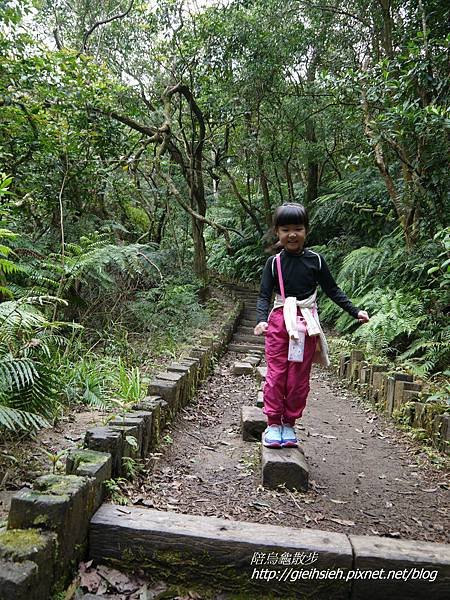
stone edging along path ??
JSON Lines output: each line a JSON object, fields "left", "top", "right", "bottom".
{"left": 0, "top": 295, "right": 244, "bottom": 599}
{"left": 0, "top": 284, "right": 449, "bottom": 599}
{"left": 338, "top": 350, "right": 449, "bottom": 455}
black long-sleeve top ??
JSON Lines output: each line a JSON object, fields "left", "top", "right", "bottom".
{"left": 256, "top": 248, "right": 360, "bottom": 324}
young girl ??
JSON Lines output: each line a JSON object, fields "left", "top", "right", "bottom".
{"left": 254, "top": 203, "right": 369, "bottom": 448}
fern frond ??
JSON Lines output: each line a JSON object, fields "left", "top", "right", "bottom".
{"left": 0, "top": 405, "right": 49, "bottom": 432}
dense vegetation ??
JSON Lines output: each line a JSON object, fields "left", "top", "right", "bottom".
{"left": 0, "top": 0, "right": 448, "bottom": 432}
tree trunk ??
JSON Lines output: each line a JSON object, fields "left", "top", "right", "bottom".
{"left": 285, "top": 160, "right": 295, "bottom": 200}
{"left": 258, "top": 153, "right": 272, "bottom": 226}
{"left": 304, "top": 53, "right": 319, "bottom": 206}
{"left": 305, "top": 119, "right": 318, "bottom": 205}
{"left": 191, "top": 216, "right": 207, "bottom": 283}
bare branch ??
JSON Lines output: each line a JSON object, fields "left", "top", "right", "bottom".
{"left": 82, "top": 0, "right": 135, "bottom": 53}
{"left": 157, "top": 170, "right": 245, "bottom": 248}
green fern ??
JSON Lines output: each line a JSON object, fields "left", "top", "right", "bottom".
{"left": 0, "top": 405, "right": 49, "bottom": 432}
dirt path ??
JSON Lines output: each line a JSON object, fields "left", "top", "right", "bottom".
{"left": 126, "top": 350, "right": 449, "bottom": 543}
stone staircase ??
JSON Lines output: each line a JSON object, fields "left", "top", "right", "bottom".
{"left": 226, "top": 285, "right": 266, "bottom": 354}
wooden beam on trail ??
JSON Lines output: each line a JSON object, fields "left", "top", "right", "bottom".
{"left": 261, "top": 443, "right": 309, "bottom": 491}
{"left": 89, "top": 505, "right": 353, "bottom": 598}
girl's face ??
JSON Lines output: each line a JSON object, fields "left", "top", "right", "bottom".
{"left": 276, "top": 223, "right": 306, "bottom": 253}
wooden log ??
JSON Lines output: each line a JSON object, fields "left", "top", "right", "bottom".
{"left": 65, "top": 449, "right": 112, "bottom": 510}
{"left": 228, "top": 343, "right": 264, "bottom": 354}
{"left": 240, "top": 319, "right": 255, "bottom": 328}
{"left": 385, "top": 374, "right": 413, "bottom": 414}
{"left": 244, "top": 355, "right": 261, "bottom": 367}
{"left": 393, "top": 381, "right": 422, "bottom": 411}
{"left": 109, "top": 424, "right": 140, "bottom": 464}
{"left": 7, "top": 475, "right": 93, "bottom": 580}
{"left": 147, "top": 378, "right": 180, "bottom": 417}
{"left": 89, "top": 505, "right": 352, "bottom": 599}
{"left": 371, "top": 372, "right": 386, "bottom": 403}
{"left": 133, "top": 396, "right": 168, "bottom": 448}
{"left": 109, "top": 416, "right": 144, "bottom": 458}
{"left": 241, "top": 406, "right": 266, "bottom": 441}
{"left": 350, "top": 534, "right": 450, "bottom": 600}
{"left": 233, "top": 361, "right": 253, "bottom": 375}
{"left": 412, "top": 402, "right": 426, "bottom": 428}
{"left": 154, "top": 370, "right": 187, "bottom": 410}
{"left": 261, "top": 443, "right": 309, "bottom": 491}
{"left": 84, "top": 427, "right": 124, "bottom": 477}
{"left": 125, "top": 411, "right": 153, "bottom": 457}
{"left": 0, "top": 558, "right": 38, "bottom": 600}
{"left": 256, "top": 366, "right": 267, "bottom": 383}
{"left": 349, "top": 351, "right": 364, "bottom": 385}
{"left": 338, "top": 354, "right": 350, "bottom": 378}
{"left": 256, "top": 391, "right": 264, "bottom": 408}
{"left": 439, "top": 414, "right": 450, "bottom": 454}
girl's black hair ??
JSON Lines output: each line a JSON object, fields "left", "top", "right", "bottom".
{"left": 273, "top": 203, "right": 309, "bottom": 230}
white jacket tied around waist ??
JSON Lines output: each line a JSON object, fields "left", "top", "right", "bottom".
{"left": 271, "top": 291, "right": 330, "bottom": 367}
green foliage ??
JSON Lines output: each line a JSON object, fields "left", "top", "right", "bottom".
{"left": 0, "top": 296, "right": 73, "bottom": 432}
{"left": 319, "top": 229, "right": 450, "bottom": 378}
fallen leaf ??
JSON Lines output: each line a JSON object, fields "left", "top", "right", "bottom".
{"left": 79, "top": 568, "right": 102, "bottom": 592}
{"left": 422, "top": 487, "right": 438, "bottom": 493}
{"left": 386, "top": 531, "right": 401, "bottom": 538}
{"left": 330, "top": 498, "right": 348, "bottom": 504}
{"left": 328, "top": 518, "right": 355, "bottom": 526}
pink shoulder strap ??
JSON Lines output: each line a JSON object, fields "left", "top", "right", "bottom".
{"left": 275, "top": 253, "right": 285, "bottom": 301}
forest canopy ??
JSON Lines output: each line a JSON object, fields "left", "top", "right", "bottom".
{"left": 0, "top": 0, "right": 449, "bottom": 430}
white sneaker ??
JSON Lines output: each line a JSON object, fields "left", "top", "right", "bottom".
{"left": 263, "top": 425, "right": 282, "bottom": 448}
{"left": 281, "top": 425, "right": 298, "bottom": 447}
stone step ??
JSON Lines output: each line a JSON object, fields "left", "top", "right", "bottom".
{"left": 233, "top": 361, "right": 253, "bottom": 375}
{"left": 244, "top": 355, "right": 261, "bottom": 367}
{"left": 236, "top": 326, "right": 255, "bottom": 334}
{"left": 233, "top": 334, "right": 264, "bottom": 345}
{"left": 241, "top": 406, "right": 266, "bottom": 441}
{"left": 240, "top": 319, "right": 256, "bottom": 328}
{"left": 256, "top": 391, "right": 264, "bottom": 408}
{"left": 261, "top": 442, "right": 309, "bottom": 491}
{"left": 228, "top": 343, "right": 264, "bottom": 354}
{"left": 256, "top": 366, "right": 267, "bottom": 382}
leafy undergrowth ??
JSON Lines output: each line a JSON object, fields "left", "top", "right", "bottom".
{"left": 0, "top": 286, "right": 236, "bottom": 520}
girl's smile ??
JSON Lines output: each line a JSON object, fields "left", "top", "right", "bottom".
{"left": 276, "top": 224, "right": 306, "bottom": 253}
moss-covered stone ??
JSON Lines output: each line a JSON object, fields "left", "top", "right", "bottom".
{"left": 0, "top": 529, "right": 56, "bottom": 600}
{"left": 0, "top": 529, "right": 48, "bottom": 555}
{"left": 7, "top": 475, "right": 92, "bottom": 583}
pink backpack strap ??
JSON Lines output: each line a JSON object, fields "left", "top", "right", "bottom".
{"left": 275, "top": 253, "right": 285, "bottom": 301}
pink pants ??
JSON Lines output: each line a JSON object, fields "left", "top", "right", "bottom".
{"left": 264, "top": 307, "right": 316, "bottom": 426}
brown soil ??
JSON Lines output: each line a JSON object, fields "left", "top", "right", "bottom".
{"left": 123, "top": 351, "right": 449, "bottom": 544}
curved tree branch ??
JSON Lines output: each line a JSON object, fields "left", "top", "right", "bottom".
{"left": 82, "top": 0, "right": 135, "bottom": 53}
{"left": 157, "top": 169, "right": 245, "bottom": 250}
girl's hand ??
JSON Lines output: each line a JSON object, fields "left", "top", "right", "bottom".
{"left": 254, "top": 321, "right": 269, "bottom": 336}
{"left": 357, "top": 310, "right": 370, "bottom": 323}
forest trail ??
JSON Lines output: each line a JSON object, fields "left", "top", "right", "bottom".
{"left": 125, "top": 288, "right": 449, "bottom": 544}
